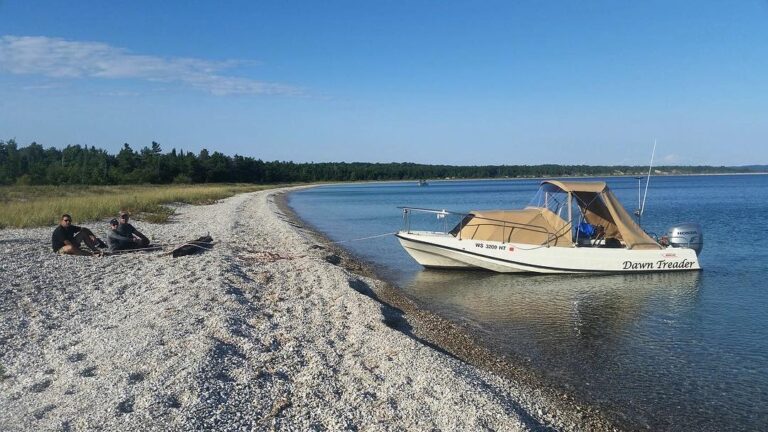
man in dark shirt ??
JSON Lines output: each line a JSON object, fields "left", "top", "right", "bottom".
{"left": 116, "top": 212, "right": 150, "bottom": 248}
{"left": 51, "top": 214, "right": 103, "bottom": 256}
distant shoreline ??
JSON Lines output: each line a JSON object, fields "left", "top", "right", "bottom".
{"left": 294, "top": 170, "right": 768, "bottom": 188}
{"left": 1, "top": 139, "right": 763, "bottom": 187}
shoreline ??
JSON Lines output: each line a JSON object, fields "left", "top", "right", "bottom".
{"left": 290, "top": 170, "right": 768, "bottom": 187}
{"left": 1, "top": 186, "right": 617, "bottom": 431}
{"left": 276, "top": 187, "right": 623, "bottom": 431}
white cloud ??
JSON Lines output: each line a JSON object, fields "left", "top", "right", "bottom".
{"left": 21, "top": 82, "right": 65, "bottom": 90}
{"left": 96, "top": 90, "right": 141, "bottom": 97}
{"left": 0, "top": 35, "right": 300, "bottom": 96}
{"left": 661, "top": 153, "right": 681, "bottom": 164}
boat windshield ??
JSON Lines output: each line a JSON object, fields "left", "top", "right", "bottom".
{"left": 528, "top": 183, "right": 611, "bottom": 237}
{"left": 527, "top": 183, "right": 571, "bottom": 220}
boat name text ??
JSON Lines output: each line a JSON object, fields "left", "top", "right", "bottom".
{"left": 622, "top": 259, "right": 696, "bottom": 270}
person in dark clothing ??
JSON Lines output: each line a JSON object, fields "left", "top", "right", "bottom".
{"left": 116, "top": 211, "right": 150, "bottom": 248}
{"left": 106, "top": 218, "right": 135, "bottom": 252}
{"left": 51, "top": 214, "right": 103, "bottom": 256}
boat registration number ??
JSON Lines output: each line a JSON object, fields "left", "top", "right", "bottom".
{"left": 474, "top": 242, "right": 509, "bottom": 251}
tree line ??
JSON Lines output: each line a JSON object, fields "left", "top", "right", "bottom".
{"left": 0, "top": 139, "right": 752, "bottom": 186}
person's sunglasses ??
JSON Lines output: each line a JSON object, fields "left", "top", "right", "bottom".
{"left": 62, "top": 219, "right": 71, "bottom": 222}
{"left": 120, "top": 216, "right": 128, "bottom": 220}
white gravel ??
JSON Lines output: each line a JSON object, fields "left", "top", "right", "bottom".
{"left": 0, "top": 187, "right": 567, "bottom": 431}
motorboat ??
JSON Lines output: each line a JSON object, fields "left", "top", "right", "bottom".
{"left": 396, "top": 180, "right": 703, "bottom": 274}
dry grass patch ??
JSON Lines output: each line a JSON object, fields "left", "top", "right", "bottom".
{"left": 0, "top": 184, "right": 285, "bottom": 228}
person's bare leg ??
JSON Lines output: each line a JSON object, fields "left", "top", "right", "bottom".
{"left": 59, "top": 244, "right": 92, "bottom": 256}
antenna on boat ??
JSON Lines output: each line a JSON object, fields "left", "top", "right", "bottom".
{"left": 637, "top": 139, "right": 656, "bottom": 227}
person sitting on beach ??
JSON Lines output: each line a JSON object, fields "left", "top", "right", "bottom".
{"left": 51, "top": 214, "right": 104, "bottom": 256}
{"left": 106, "top": 218, "right": 139, "bottom": 252}
{"left": 116, "top": 211, "right": 150, "bottom": 248}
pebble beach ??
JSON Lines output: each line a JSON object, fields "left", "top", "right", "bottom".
{"left": 0, "top": 187, "right": 614, "bottom": 431}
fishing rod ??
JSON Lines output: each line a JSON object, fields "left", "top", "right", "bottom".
{"left": 105, "top": 239, "right": 214, "bottom": 255}
{"left": 637, "top": 139, "right": 657, "bottom": 227}
{"left": 634, "top": 176, "right": 643, "bottom": 223}
{"left": 106, "top": 245, "right": 164, "bottom": 254}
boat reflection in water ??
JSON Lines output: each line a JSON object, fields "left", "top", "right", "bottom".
{"left": 402, "top": 270, "right": 700, "bottom": 331}
{"left": 399, "top": 270, "right": 702, "bottom": 426}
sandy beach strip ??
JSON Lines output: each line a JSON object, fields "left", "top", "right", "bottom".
{"left": 0, "top": 186, "right": 613, "bottom": 431}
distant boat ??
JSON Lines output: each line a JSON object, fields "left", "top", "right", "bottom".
{"left": 397, "top": 180, "right": 703, "bottom": 274}
{"left": 418, "top": 179, "right": 428, "bottom": 186}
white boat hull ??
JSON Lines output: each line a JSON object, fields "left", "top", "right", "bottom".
{"left": 397, "top": 231, "right": 701, "bottom": 274}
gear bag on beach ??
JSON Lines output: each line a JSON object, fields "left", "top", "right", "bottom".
{"left": 171, "top": 235, "right": 214, "bottom": 258}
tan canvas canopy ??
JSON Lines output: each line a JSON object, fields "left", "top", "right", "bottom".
{"left": 456, "top": 208, "right": 572, "bottom": 246}
{"left": 541, "top": 180, "right": 661, "bottom": 250}
{"left": 455, "top": 180, "right": 661, "bottom": 250}
{"left": 543, "top": 180, "right": 607, "bottom": 193}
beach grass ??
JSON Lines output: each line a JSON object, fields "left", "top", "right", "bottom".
{"left": 0, "top": 184, "right": 282, "bottom": 228}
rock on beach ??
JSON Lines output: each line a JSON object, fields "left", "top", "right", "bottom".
{"left": 0, "top": 187, "right": 578, "bottom": 431}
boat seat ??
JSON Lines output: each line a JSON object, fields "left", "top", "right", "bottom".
{"left": 575, "top": 222, "right": 605, "bottom": 246}
{"left": 600, "top": 238, "right": 623, "bottom": 248}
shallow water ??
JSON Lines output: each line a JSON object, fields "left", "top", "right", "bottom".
{"left": 289, "top": 175, "right": 768, "bottom": 430}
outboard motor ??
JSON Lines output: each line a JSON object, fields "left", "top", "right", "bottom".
{"left": 665, "top": 223, "right": 704, "bottom": 255}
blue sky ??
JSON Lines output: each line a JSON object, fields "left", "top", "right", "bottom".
{"left": 1, "top": 1, "right": 766, "bottom": 165}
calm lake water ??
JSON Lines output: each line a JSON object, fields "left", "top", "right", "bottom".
{"left": 288, "top": 175, "right": 768, "bottom": 431}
